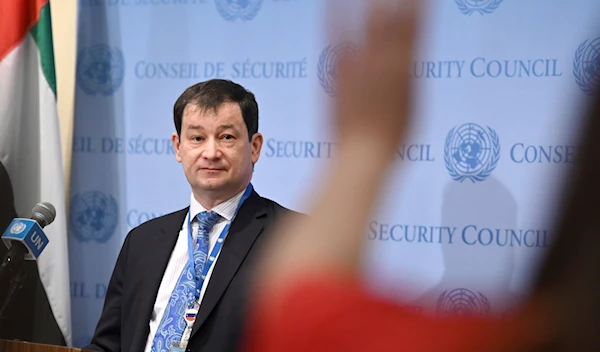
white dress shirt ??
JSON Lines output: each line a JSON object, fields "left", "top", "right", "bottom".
{"left": 143, "top": 189, "right": 245, "bottom": 352}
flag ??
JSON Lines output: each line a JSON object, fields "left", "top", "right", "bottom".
{"left": 0, "top": 0, "right": 72, "bottom": 346}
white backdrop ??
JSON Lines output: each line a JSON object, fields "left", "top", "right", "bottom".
{"left": 68, "top": 0, "right": 600, "bottom": 346}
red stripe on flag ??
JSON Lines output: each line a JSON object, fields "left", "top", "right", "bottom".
{"left": 0, "top": 0, "right": 49, "bottom": 61}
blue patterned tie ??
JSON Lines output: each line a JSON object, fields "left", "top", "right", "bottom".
{"left": 151, "top": 211, "right": 222, "bottom": 352}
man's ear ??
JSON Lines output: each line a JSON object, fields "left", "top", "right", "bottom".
{"left": 251, "top": 132, "right": 263, "bottom": 165}
{"left": 172, "top": 132, "right": 182, "bottom": 163}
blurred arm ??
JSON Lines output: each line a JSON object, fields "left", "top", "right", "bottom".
{"left": 255, "top": 0, "right": 421, "bottom": 298}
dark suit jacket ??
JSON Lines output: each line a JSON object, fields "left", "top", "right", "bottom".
{"left": 86, "top": 190, "right": 297, "bottom": 352}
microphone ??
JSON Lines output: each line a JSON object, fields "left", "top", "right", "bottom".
{"left": 0, "top": 202, "right": 56, "bottom": 282}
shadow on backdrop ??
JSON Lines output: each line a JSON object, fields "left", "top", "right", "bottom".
{"left": 416, "top": 176, "right": 519, "bottom": 318}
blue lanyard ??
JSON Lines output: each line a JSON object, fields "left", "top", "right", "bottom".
{"left": 186, "top": 184, "right": 253, "bottom": 301}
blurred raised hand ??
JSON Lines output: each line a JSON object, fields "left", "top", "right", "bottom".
{"left": 334, "top": 0, "right": 421, "bottom": 159}
{"left": 255, "top": 0, "right": 423, "bottom": 297}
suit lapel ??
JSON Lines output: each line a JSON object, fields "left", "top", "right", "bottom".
{"left": 190, "top": 191, "right": 267, "bottom": 338}
{"left": 129, "top": 208, "right": 188, "bottom": 352}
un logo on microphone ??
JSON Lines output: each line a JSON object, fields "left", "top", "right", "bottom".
{"left": 444, "top": 123, "right": 500, "bottom": 183}
{"left": 70, "top": 191, "right": 119, "bottom": 244}
{"left": 436, "top": 288, "right": 491, "bottom": 317}
{"left": 454, "top": 0, "right": 504, "bottom": 16}
{"left": 77, "top": 44, "right": 125, "bottom": 96}
{"left": 318, "top": 42, "right": 357, "bottom": 97}
{"left": 10, "top": 222, "right": 26, "bottom": 235}
{"left": 215, "top": 0, "right": 262, "bottom": 22}
{"left": 573, "top": 37, "right": 600, "bottom": 96}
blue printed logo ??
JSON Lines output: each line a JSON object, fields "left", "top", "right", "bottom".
{"left": 70, "top": 191, "right": 119, "bottom": 244}
{"left": 573, "top": 37, "right": 600, "bottom": 96}
{"left": 215, "top": 0, "right": 262, "bottom": 22}
{"left": 436, "top": 288, "right": 491, "bottom": 317}
{"left": 77, "top": 44, "right": 125, "bottom": 96}
{"left": 10, "top": 222, "right": 26, "bottom": 235}
{"left": 317, "top": 42, "right": 356, "bottom": 97}
{"left": 454, "top": 0, "right": 504, "bottom": 16}
{"left": 444, "top": 123, "right": 500, "bottom": 183}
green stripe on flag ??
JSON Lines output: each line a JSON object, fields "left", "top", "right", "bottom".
{"left": 30, "top": 3, "right": 57, "bottom": 97}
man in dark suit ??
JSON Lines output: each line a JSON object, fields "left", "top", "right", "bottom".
{"left": 86, "top": 79, "right": 297, "bottom": 352}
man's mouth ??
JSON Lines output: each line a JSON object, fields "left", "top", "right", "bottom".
{"left": 201, "top": 167, "right": 225, "bottom": 171}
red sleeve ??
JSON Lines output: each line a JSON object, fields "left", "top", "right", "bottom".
{"left": 244, "top": 275, "right": 549, "bottom": 352}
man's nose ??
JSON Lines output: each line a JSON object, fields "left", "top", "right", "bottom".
{"left": 202, "top": 138, "right": 221, "bottom": 160}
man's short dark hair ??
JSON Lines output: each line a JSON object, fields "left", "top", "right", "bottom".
{"left": 173, "top": 79, "right": 259, "bottom": 140}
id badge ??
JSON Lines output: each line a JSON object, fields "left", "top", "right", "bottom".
{"left": 169, "top": 341, "right": 186, "bottom": 352}
{"left": 173, "top": 302, "right": 199, "bottom": 352}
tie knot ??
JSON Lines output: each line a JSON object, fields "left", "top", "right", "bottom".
{"left": 196, "top": 211, "right": 221, "bottom": 234}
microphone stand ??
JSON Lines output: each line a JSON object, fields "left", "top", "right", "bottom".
{"left": 0, "top": 244, "right": 27, "bottom": 284}
{"left": 0, "top": 267, "right": 28, "bottom": 329}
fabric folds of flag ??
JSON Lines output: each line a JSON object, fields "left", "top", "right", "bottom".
{"left": 0, "top": 0, "right": 72, "bottom": 346}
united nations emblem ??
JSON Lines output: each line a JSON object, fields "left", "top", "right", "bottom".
{"left": 317, "top": 42, "right": 357, "bottom": 97}
{"left": 70, "top": 191, "right": 119, "bottom": 244}
{"left": 9, "top": 222, "right": 26, "bottom": 235}
{"left": 215, "top": 0, "right": 262, "bottom": 22}
{"left": 76, "top": 44, "right": 125, "bottom": 96}
{"left": 573, "top": 37, "right": 600, "bottom": 96}
{"left": 436, "top": 288, "right": 491, "bottom": 317}
{"left": 444, "top": 123, "right": 500, "bottom": 183}
{"left": 454, "top": 0, "right": 504, "bottom": 16}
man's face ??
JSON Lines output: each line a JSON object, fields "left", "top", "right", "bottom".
{"left": 172, "top": 102, "right": 262, "bottom": 199}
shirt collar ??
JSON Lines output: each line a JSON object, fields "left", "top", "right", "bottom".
{"left": 189, "top": 188, "right": 246, "bottom": 222}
